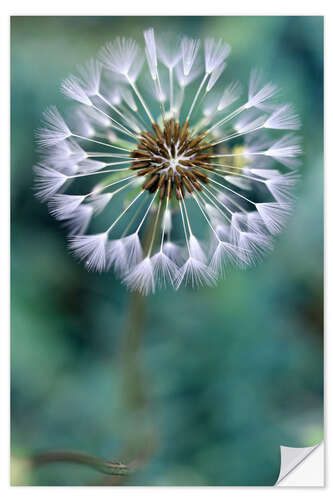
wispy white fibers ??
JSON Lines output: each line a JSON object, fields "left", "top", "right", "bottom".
{"left": 234, "top": 111, "right": 267, "bottom": 134}
{"left": 189, "top": 234, "right": 207, "bottom": 263}
{"left": 181, "top": 37, "right": 200, "bottom": 77}
{"left": 61, "top": 76, "right": 93, "bottom": 106}
{"left": 204, "top": 38, "right": 231, "bottom": 74}
{"left": 63, "top": 205, "right": 93, "bottom": 236}
{"left": 41, "top": 140, "right": 87, "bottom": 170}
{"left": 34, "top": 29, "right": 302, "bottom": 294}
{"left": 162, "top": 242, "right": 184, "bottom": 266}
{"left": 265, "top": 173, "right": 300, "bottom": 203}
{"left": 88, "top": 193, "right": 113, "bottom": 214}
{"left": 246, "top": 68, "right": 278, "bottom": 109}
{"left": 48, "top": 194, "right": 85, "bottom": 219}
{"left": 36, "top": 107, "right": 71, "bottom": 146}
{"left": 123, "top": 257, "right": 155, "bottom": 295}
{"left": 157, "top": 33, "right": 182, "bottom": 69}
{"left": 218, "top": 81, "right": 242, "bottom": 111}
{"left": 265, "top": 134, "right": 302, "bottom": 167}
{"left": 99, "top": 37, "right": 142, "bottom": 79}
{"left": 176, "top": 257, "right": 216, "bottom": 289}
{"left": 231, "top": 228, "right": 274, "bottom": 266}
{"left": 210, "top": 240, "right": 243, "bottom": 277}
{"left": 264, "top": 104, "right": 301, "bottom": 130}
{"left": 255, "top": 202, "right": 293, "bottom": 234}
{"left": 34, "top": 165, "right": 67, "bottom": 201}
{"left": 107, "top": 233, "right": 143, "bottom": 275}
{"left": 151, "top": 251, "right": 179, "bottom": 287}
{"left": 175, "top": 60, "right": 201, "bottom": 88}
{"left": 144, "top": 28, "right": 158, "bottom": 80}
{"left": 207, "top": 62, "right": 226, "bottom": 92}
{"left": 69, "top": 232, "right": 108, "bottom": 272}
{"left": 77, "top": 58, "right": 102, "bottom": 96}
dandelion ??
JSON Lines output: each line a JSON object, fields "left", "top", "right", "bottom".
{"left": 34, "top": 28, "right": 302, "bottom": 294}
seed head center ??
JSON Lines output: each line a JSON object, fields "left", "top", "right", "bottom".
{"left": 130, "top": 119, "right": 214, "bottom": 200}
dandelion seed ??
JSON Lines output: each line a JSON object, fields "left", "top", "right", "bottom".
{"left": 176, "top": 257, "right": 216, "bottom": 289}
{"left": 35, "top": 29, "right": 302, "bottom": 293}
{"left": 69, "top": 232, "right": 108, "bottom": 272}
{"left": 61, "top": 76, "right": 93, "bottom": 106}
{"left": 123, "top": 257, "right": 155, "bottom": 295}
{"left": 144, "top": 28, "right": 158, "bottom": 81}
{"left": 157, "top": 33, "right": 182, "bottom": 69}
{"left": 255, "top": 202, "right": 293, "bottom": 235}
{"left": 207, "top": 62, "right": 227, "bottom": 92}
{"left": 151, "top": 251, "right": 179, "bottom": 287}
{"left": 77, "top": 58, "right": 102, "bottom": 96}
{"left": 62, "top": 205, "right": 94, "bottom": 236}
{"left": 246, "top": 68, "right": 278, "bottom": 109}
{"left": 99, "top": 37, "right": 142, "bottom": 79}
{"left": 34, "top": 165, "right": 67, "bottom": 201}
{"left": 36, "top": 106, "right": 71, "bottom": 147}
{"left": 48, "top": 194, "right": 85, "bottom": 220}
{"left": 181, "top": 37, "right": 200, "bottom": 77}
{"left": 264, "top": 104, "right": 301, "bottom": 130}
{"left": 265, "top": 134, "right": 302, "bottom": 168}
{"left": 204, "top": 38, "right": 231, "bottom": 74}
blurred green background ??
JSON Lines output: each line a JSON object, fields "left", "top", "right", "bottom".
{"left": 11, "top": 16, "right": 323, "bottom": 486}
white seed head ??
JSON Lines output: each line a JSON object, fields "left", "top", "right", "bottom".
{"left": 34, "top": 29, "right": 302, "bottom": 294}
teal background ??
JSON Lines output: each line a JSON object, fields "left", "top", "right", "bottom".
{"left": 11, "top": 16, "right": 323, "bottom": 486}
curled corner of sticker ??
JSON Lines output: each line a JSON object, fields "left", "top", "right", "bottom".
{"left": 276, "top": 442, "right": 324, "bottom": 486}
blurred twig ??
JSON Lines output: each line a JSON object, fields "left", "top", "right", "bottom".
{"left": 31, "top": 450, "right": 132, "bottom": 476}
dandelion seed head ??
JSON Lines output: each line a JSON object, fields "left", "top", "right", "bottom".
{"left": 34, "top": 29, "right": 302, "bottom": 294}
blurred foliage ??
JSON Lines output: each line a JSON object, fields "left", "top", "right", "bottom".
{"left": 11, "top": 16, "right": 323, "bottom": 486}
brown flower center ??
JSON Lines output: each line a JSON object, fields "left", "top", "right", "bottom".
{"left": 130, "top": 119, "right": 215, "bottom": 200}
